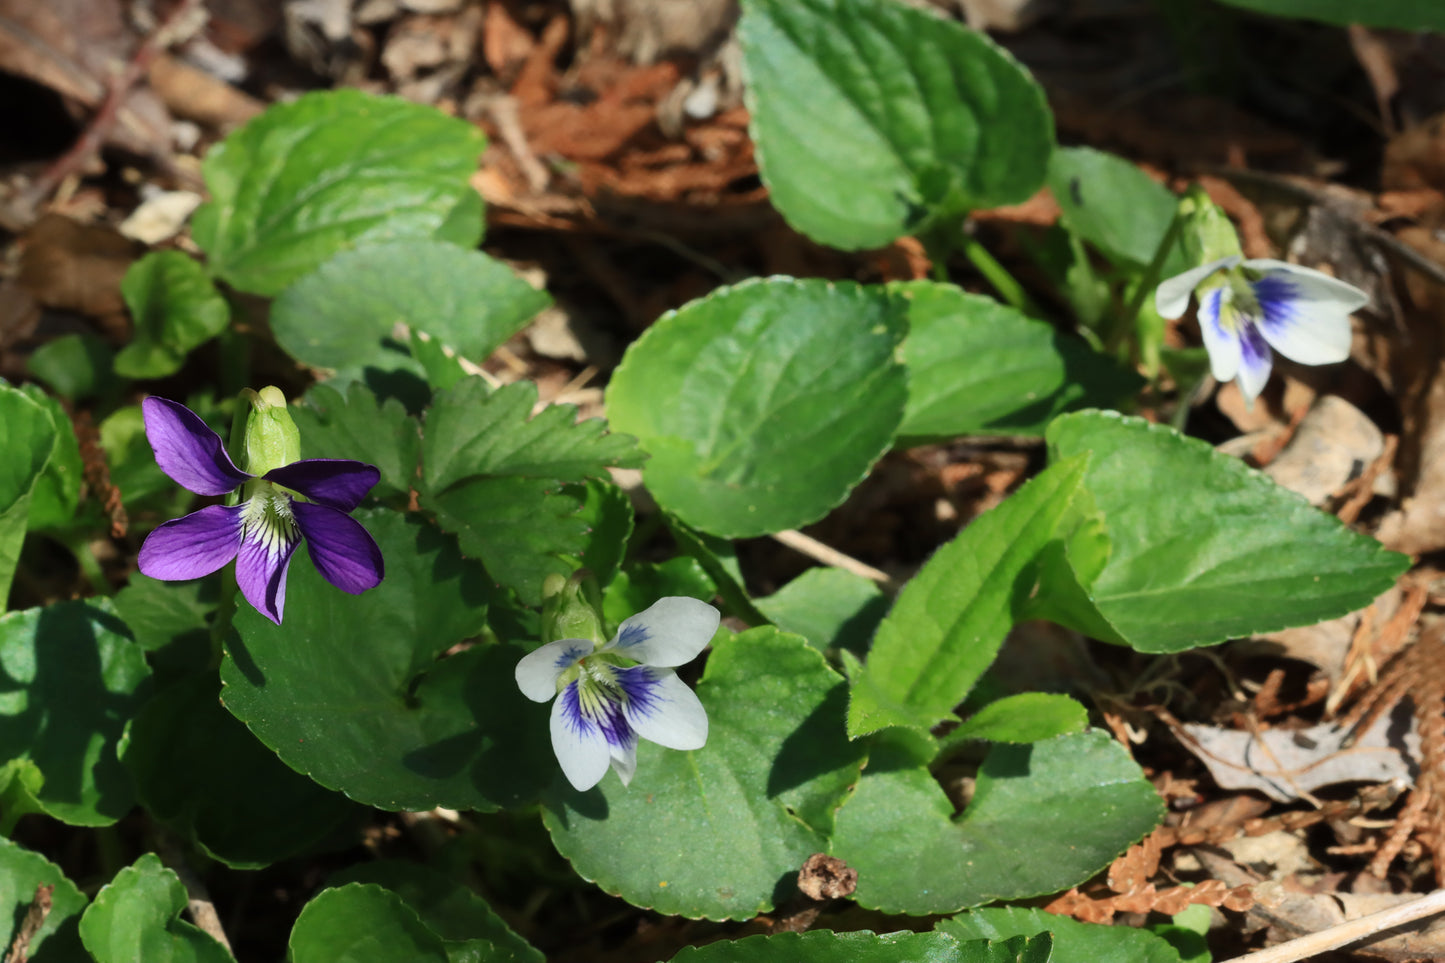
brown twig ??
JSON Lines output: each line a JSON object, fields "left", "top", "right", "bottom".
{"left": 1221, "top": 887, "right": 1445, "bottom": 963}
{"left": 3, "top": 885, "right": 53, "bottom": 963}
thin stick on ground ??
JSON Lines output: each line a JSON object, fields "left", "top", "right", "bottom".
{"left": 770, "top": 529, "right": 895, "bottom": 589}
{"left": 1223, "top": 888, "right": 1445, "bottom": 963}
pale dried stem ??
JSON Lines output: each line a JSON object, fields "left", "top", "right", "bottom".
{"left": 1221, "top": 887, "right": 1445, "bottom": 963}
{"left": 769, "top": 530, "right": 894, "bottom": 589}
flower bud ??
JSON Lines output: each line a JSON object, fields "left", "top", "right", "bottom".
{"left": 541, "top": 571, "right": 606, "bottom": 647}
{"left": 1177, "top": 184, "right": 1243, "bottom": 268}
{"left": 243, "top": 386, "right": 301, "bottom": 476}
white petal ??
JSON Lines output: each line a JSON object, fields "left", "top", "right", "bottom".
{"left": 1197, "top": 286, "right": 1241, "bottom": 384}
{"left": 550, "top": 686, "right": 612, "bottom": 791}
{"left": 607, "top": 596, "right": 719, "bottom": 667}
{"left": 1244, "top": 261, "right": 1361, "bottom": 366}
{"left": 516, "top": 639, "right": 592, "bottom": 702}
{"left": 609, "top": 738, "right": 639, "bottom": 787}
{"left": 1236, "top": 323, "right": 1274, "bottom": 405}
{"left": 1154, "top": 255, "right": 1240, "bottom": 319}
{"left": 624, "top": 669, "right": 708, "bottom": 751}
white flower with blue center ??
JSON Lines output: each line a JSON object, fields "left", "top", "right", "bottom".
{"left": 516, "top": 596, "right": 718, "bottom": 791}
{"left": 1155, "top": 256, "right": 1367, "bottom": 403}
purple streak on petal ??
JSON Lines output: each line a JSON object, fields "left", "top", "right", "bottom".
{"left": 292, "top": 501, "right": 384, "bottom": 595}
{"left": 1237, "top": 321, "right": 1275, "bottom": 402}
{"left": 616, "top": 665, "right": 663, "bottom": 718}
{"left": 236, "top": 520, "right": 301, "bottom": 624}
{"left": 264, "top": 459, "right": 380, "bottom": 512}
{"left": 137, "top": 505, "right": 243, "bottom": 580}
{"left": 1253, "top": 274, "right": 1302, "bottom": 332}
{"left": 142, "top": 397, "right": 251, "bottom": 496}
{"left": 562, "top": 676, "right": 635, "bottom": 751}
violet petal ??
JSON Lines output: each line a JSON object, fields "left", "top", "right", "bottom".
{"left": 265, "top": 459, "right": 380, "bottom": 512}
{"left": 142, "top": 397, "right": 251, "bottom": 496}
{"left": 236, "top": 518, "right": 301, "bottom": 624}
{"left": 293, "top": 501, "right": 384, "bottom": 594}
{"left": 137, "top": 505, "right": 244, "bottom": 581}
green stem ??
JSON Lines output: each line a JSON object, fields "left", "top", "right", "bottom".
{"left": 1116, "top": 209, "right": 1186, "bottom": 360}
{"left": 958, "top": 234, "right": 1043, "bottom": 317}
{"left": 68, "top": 535, "right": 114, "bottom": 596}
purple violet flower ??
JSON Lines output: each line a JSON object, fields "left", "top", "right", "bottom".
{"left": 516, "top": 596, "right": 717, "bottom": 791}
{"left": 136, "top": 396, "right": 384, "bottom": 624}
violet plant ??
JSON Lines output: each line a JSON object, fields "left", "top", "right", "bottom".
{"left": 0, "top": 0, "right": 1421, "bottom": 959}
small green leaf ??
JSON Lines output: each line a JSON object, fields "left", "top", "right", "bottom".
{"left": 270, "top": 241, "right": 549, "bottom": 376}
{"left": 79, "top": 854, "right": 232, "bottom": 963}
{"left": 940, "top": 906, "right": 1183, "bottom": 963}
{"left": 26, "top": 332, "right": 117, "bottom": 402}
{"left": 21, "top": 387, "right": 83, "bottom": 531}
{"left": 607, "top": 278, "right": 906, "bottom": 538}
{"left": 0, "top": 385, "right": 56, "bottom": 606}
{"left": 293, "top": 382, "right": 421, "bottom": 500}
{"left": 1043, "top": 411, "right": 1411, "bottom": 653}
{"left": 101, "top": 405, "right": 175, "bottom": 509}
{"left": 192, "top": 90, "right": 485, "bottom": 295}
{"left": 222, "top": 510, "right": 554, "bottom": 812}
{"left": 740, "top": 0, "right": 1053, "bottom": 249}
{"left": 0, "top": 601, "right": 151, "bottom": 825}
{"left": 832, "top": 730, "right": 1163, "bottom": 914}
{"left": 420, "top": 378, "right": 641, "bottom": 604}
{"left": 111, "top": 574, "right": 216, "bottom": 683}
{"left": 896, "top": 281, "right": 1140, "bottom": 442}
{"left": 0, "top": 838, "right": 88, "bottom": 962}
{"left": 1046, "top": 148, "right": 1184, "bottom": 271}
{"left": 754, "top": 567, "right": 887, "bottom": 655}
{"left": 115, "top": 251, "right": 230, "bottom": 378}
{"left": 123, "top": 674, "right": 356, "bottom": 869}
{"left": 670, "top": 930, "right": 1049, "bottom": 963}
{"left": 847, "top": 456, "right": 1089, "bottom": 738}
{"left": 1213, "top": 0, "right": 1445, "bottom": 29}
{"left": 288, "top": 884, "right": 449, "bottom": 963}
{"left": 544, "top": 628, "right": 866, "bottom": 920}
{"left": 329, "top": 861, "right": 543, "bottom": 963}
{"left": 945, "top": 693, "right": 1089, "bottom": 745}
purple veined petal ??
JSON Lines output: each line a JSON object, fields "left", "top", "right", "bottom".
{"left": 515, "top": 638, "right": 593, "bottom": 702}
{"left": 606, "top": 596, "right": 719, "bottom": 667}
{"left": 292, "top": 501, "right": 383, "bottom": 596}
{"left": 143, "top": 397, "right": 252, "bottom": 496}
{"left": 1154, "top": 255, "right": 1240, "bottom": 320}
{"left": 608, "top": 734, "right": 639, "bottom": 787}
{"left": 550, "top": 684, "right": 615, "bottom": 791}
{"left": 1236, "top": 321, "right": 1275, "bottom": 404}
{"left": 1248, "top": 268, "right": 1355, "bottom": 367}
{"left": 620, "top": 667, "right": 708, "bottom": 751}
{"left": 137, "top": 505, "right": 244, "bottom": 581}
{"left": 1243, "top": 259, "right": 1369, "bottom": 314}
{"left": 265, "top": 459, "right": 380, "bottom": 512}
{"left": 235, "top": 514, "right": 302, "bottom": 624}
{"left": 1197, "top": 286, "right": 1241, "bottom": 385}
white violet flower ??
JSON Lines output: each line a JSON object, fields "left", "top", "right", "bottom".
{"left": 1155, "top": 255, "right": 1368, "bottom": 405}
{"left": 516, "top": 596, "right": 718, "bottom": 791}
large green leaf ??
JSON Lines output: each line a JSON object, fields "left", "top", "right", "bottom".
{"left": 1041, "top": 411, "right": 1410, "bottom": 653}
{"left": 1214, "top": 0, "right": 1445, "bottom": 29}
{"left": 831, "top": 730, "right": 1162, "bottom": 914}
{"left": 293, "top": 382, "right": 422, "bottom": 500}
{"left": 271, "top": 241, "right": 549, "bottom": 378}
{"left": 544, "top": 628, "right": 867, "bottom": 920}
{"left": 670, "top": 930, "right": 1052, "bottom": 963}
{"left": 0, "top": 384, "right": 56, "bottom": 607}
{"left": 896, "top": 282, "right": 1140, "bottom": 442}
{"left": 0, "top": 838, "right": 88, "bottom": 962}
{"left": 940, "top": 907, "right": 1181, "bottom": 963}
{"left": 288, "top": 884, "right": 449, "bottom": 963}
{"left": 754, "top": 566, "right": 888, "bottom": 655}
{"left": 79, "top": 854, "right": 232, "bottom": 963}
{"left": 606, "top": 278, "right": 907, "bottom": 538}
{"left": 739, "top": 0, "right": 1052, "bottom": 249}
{"left": 192, "top": 89, "right": 485, "bottom": 296}
{"left": 419, "top": 378, "right": 642, "bottom": 605}
{"left": 221, "top": 510, "right": 555, "bottom": 812}
{"left": 123, "top": 674, "right": 356, "bottom": 869}
{"left": 0, "top": 601, "right": 151, "bottom": 826}
{"left": 846, "top": 456, "right": 1088, "bottom": 738}
{"left": 115, "top": 251, "right": 230, "bottom": 378}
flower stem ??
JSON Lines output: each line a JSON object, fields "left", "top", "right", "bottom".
{"left": 958, "top": 234, "right": 1044, "bottom": 318}
{"left": 67, "top": 535, "right": 114, "bottom": 595}
{"left": 1115, "top": 208, "right": 1186, "bottom": 369}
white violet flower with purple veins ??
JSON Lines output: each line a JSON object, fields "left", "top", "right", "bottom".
{"left": 516, "top": 595, "right": 718, "bottom": 791}
{"left": 1154, "top": 186, "right": 1369, "bottom": 404}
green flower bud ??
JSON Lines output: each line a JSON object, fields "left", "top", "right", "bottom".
{"left": 541, "top": 571, "right": 606, "bottom": 647}
{"left": 243, "top": 386, "right": 301, "bottom": 477}
{"left": 1177, "top": 184, "right": 1243, "bottom": 268}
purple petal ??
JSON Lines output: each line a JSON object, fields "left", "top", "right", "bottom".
{"left": 293, "top": 501, "right": 384, "bottom": 594}
{"left": 265, "top": 459, "right": 380, "bottom": 512}
{"left": 236, "top": 519, "right": 301, "bottom": 625}
{"left": 137, "top": 505, "right": 243, "bottom": 580}
{"left": 143, "top": 397, "right": 251, "bottom": 496}
{"left": 1236, "top": 322, "right": 1274, "bottom": 404}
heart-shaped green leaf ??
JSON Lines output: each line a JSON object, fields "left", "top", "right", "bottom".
{"left": 0, "top": 838, "right": 88, "bottom": 963}
{"left": 79, "top": 854, "right": 232, "bottom": 963}
{"left": 288, "top": 884, "right": 449, "bottom": 963}
{"left": 115, "top": 251, "right": 230, "bottom": 379}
